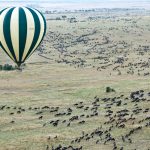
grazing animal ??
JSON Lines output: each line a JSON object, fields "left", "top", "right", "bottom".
{"left": 39, "top": 116, "right": 43, "bottom": 119}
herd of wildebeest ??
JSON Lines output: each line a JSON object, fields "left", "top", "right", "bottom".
{"left": 0, "top": 90, "right": 150, "bottom": 150}
{"left": 0, "top": 8, "right": 150, "bottom": 150}
{"left": 38, "top": 8, "right": 150, "bottom": 77}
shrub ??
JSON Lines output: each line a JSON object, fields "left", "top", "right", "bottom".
{"left": 56, "top": 17, "right": 61, "bottom": 20}
{"left": 0, "top": 64, "right": 17, "bottom": 71}
{"left": 106, "top": 87, "right": 115, "bottom": 93}
{"left": 0, "top": 65, "right": 2, "bottom": 70}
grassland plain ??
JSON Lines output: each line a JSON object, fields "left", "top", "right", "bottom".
{"left": 0, "top": 8, "right": 150, "bottom": 150}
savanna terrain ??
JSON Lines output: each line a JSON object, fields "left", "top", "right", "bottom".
{"left": 0, "top": 8, "right": 150, "bottom": 150}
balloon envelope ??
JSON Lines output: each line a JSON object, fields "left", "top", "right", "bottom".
{"left": 0, "top": 7, "right": 46, "bottom": 66}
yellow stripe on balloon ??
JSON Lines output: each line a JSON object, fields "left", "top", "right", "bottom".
{"left": 10, "top": 7, "right": 19, "bottom": 61}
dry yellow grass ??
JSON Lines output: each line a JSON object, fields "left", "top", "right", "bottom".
{"left": 0, "top": 9, "right": 150, "bottom": 150}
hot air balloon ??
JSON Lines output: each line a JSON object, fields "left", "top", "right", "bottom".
{"left": 0, "top": 7, "right": 46, "bottom": 67}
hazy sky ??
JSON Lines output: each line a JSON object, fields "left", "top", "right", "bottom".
{"left": 1, "top": 0, "right": 150, "bottom": 2}
{"left": 0, "top": 0, "right": 150, "bottom": 10}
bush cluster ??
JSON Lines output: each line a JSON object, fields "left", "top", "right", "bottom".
{"left": 106, "top": 87, "right": 115, "bottom": 93}
{"left": 0, "top": 64, "right": 17, "bottom": 71}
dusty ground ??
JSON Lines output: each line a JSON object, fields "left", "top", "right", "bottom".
{"left": 0, "top": 8, "right": 150, "bottom": 150}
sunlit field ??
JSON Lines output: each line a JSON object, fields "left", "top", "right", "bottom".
{"left": 0, "top": 8, "right": 150, "bottom": 150}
